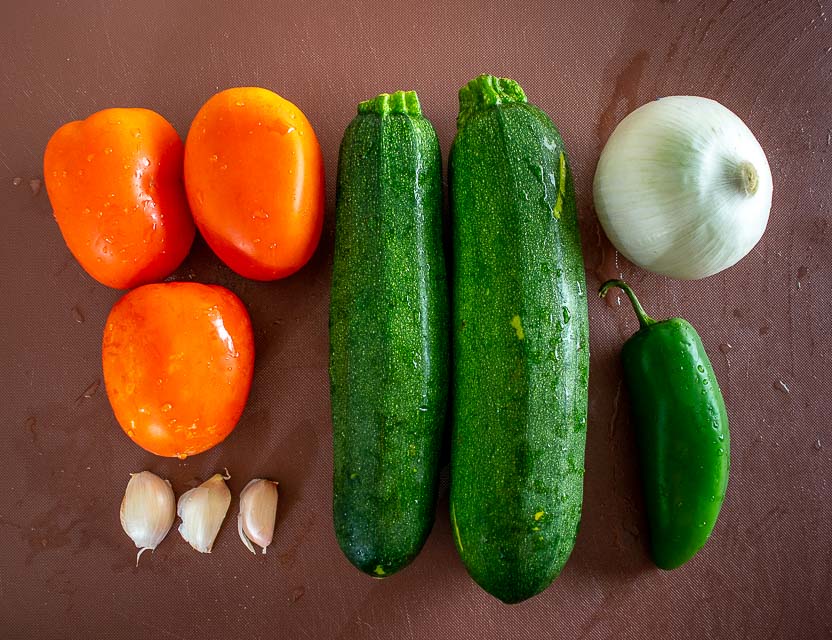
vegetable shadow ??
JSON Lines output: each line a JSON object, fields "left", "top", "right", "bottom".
{"left": 569, "top": 325, "right": 654, "bottom": 580}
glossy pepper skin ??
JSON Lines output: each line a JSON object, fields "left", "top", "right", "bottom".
{"left": 600, "top": 280, "right": 729, "bottom": 570}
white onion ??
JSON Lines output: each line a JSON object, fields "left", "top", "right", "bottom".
{"left": 593, "top": 96, "right": 772, "bottom": 279}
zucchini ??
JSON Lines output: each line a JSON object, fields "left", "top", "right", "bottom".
{"left": 449, "top": 75, "right": 589, "bottom": 603}
{"left": 329, "top": 91, "right": 448, "bottom": 577}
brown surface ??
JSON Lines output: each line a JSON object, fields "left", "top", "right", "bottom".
{"left": 1, "top": 1, "right": 829, "bottom": 638}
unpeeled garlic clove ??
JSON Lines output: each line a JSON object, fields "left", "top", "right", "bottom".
{"left": 177, "top": 471, "right": 231, "bottom": 553}
{"left": 238, "top": 478, "right": 279, "bottom": 554}
{"left": 120, "top": 471, "right": 176, "bottom": 566}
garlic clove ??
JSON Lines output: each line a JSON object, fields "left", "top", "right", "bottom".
{"left": 238, "top": 479, "right": 278, "bottom": 554}
{"left": 177, "top": 471, "right": 231, "bottom": 553}
{"left": 120, "top": 471, "right": 176, "bottom": 566}
{"left": 237, "top": 513, "right": 257, "bottom": 555}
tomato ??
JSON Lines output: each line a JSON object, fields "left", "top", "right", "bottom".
{"left": 102, "top": 282, "right": 254, "bottom": 458}
{"left": 184, "top": 87, "right": 324, "bottom": 281}
{"left": 44, "top": 108, "right": 195, "bottom": 289}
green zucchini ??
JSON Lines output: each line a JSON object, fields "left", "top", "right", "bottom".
{"left": 449, "top": 75, "right": 589, "bottom": 603}
{"left": 329, "top": 91, "right": 448, "bottom": 577}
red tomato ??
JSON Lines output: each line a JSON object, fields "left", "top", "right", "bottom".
{"left": 44, "top": 108, "right": 195, "bottom": 289}
{"left": 184, "top": 87, "right": 324, "bottom": 281}
{"left": 102, "top": 282, "right": 254, "bottom": 458}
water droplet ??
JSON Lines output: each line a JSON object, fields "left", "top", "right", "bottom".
{"left": 774, "top": 379, "right": 790, "bottom": 394}
{"left": 697, "top": 364, "right": 705, "bottom": 373}
{"left": 417, "top": 406, "right": 428, "bottom": 412}
{"left": 814, "top": 439, "right": 822, "bottom": 450}
{"left": 290, "top": 586, "right": 305, "bottom": 603}
{"left": 75, "top": 379, "right": 101, "bottom": 404}
{"left": 71, "top": 306, "right": 84, "bottom": 323}
{"left": 177, "top": 452, "right": 188, "bottom": 460}
{"left": 235, "top": 100, "right": 245, "bottom": 107}
{"left": 220, "top": 164, "right": 228, "bottom": 171}
{"left": 25, "top": 415, "right": 37, "bottom": 440}
{"left": 209, "top": 154, "right": 218, "bottom": 162}
{"left": 12, "top": 177, "right": 23, "bottom": 186}
{"left": 269, "top": 242, "right": 278, "bottom": 250}
{"left": 253, "top": 238, "right": 261, "bottom": 244}
{"left": 104, "top": 147, "right": 113, "bottom": 155}
{"left": 161, "top": 403, "right": 173, "bottom": 413}
{"left": 29, "top": 178, "right": 42, "bottom": 195}
{"left": 252, "top": 209, "right": 270, "bottom": 220}
{"left": 562, "top": 307, "right": 570, "bottom": 323}
{"left": 719, "top": 343, "right": 733, "bottom": 355}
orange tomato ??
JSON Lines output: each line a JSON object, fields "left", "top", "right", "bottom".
{"left": 102, "top": 282, "right": 254, "bottom": 458}
{"left": 44, "top": 108, "right": 195, "bottom": 289}
{"left": 184, "top": 87, "right": 324, "bottom": 281}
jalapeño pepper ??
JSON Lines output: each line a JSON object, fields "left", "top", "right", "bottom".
{"left": 600, "top": 279, "right": 730, "bottom": 570}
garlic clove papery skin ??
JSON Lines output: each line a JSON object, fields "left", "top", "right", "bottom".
{"left": 593, "top": 96, "right": 773, "bottom": 280}
{"left": 238, "top": 479, "right": 278, "bottom": 554}
{"left": 177, "top": 473, "right": 232, "bottom": 553}
{"left": 120, "top": 471, "right": 176, "bottom": 566}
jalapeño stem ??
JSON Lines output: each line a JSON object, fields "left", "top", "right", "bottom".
{"left": 599, "top": 279, "right": 656, "bottom": 329}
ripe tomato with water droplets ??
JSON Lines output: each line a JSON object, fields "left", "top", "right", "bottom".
{"left": 184, "top": 87, "right": 324, "bottom": 280}
{"left": 102, "top": 282, "right": 254, "bottom": 458}
{"left": 44, "top": 108, "right": 195, "bottom": 289}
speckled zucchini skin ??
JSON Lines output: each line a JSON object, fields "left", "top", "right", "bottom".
{"left": 449, "top": 75, "right": 589, "bottom": 603}
{"left": 329, "top": 91, "right": 448, "bottom": 577}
